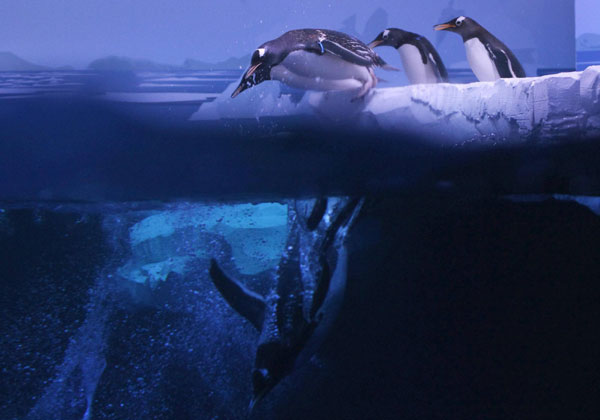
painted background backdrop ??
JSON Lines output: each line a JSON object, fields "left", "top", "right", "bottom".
{"left": 0, "top": 0, "right": 588, "bottom": 75}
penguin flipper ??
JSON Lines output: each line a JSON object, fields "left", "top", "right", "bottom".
{"left": 209, "top": 259, "right": 266, "bottom": 331}
{"left": 414, "top": 41, "right": 431, "bottom": 65}
{"left": 306, "top": 198, "right": 328, "bottom": 231}
{"left": 319, "top": 39, "right": 375, "bottom": 67}
{"left": 485, "top": 43, "right": 526, "bottom": 78}
{"left": 309, "top": 255, "right": 331, "bottom": 320}
{"left": 321, "top": 198, "right": 363, "bottom": 252}
{"left": 418, "top": 37, "right": 448, "bottom": 81}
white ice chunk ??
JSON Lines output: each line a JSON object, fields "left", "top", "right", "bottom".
{"left": 553, "top": 194, "right": 600, "bottom": 216}
{"left": 191, "top": 66, "right": 600, "bottom": 142}
{"left": 367, "top": 67, "right": 600, "bottom": 143}
{"left": 119, "top": 203, "right": 288, "bottom": 285}
{"left": 190, "top": 81, "right": 308, "bottom": 120}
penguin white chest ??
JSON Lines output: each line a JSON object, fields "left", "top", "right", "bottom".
{"left": 270, "top": 51, "right": 372, "bottom": 92}
{"left": 464, "top": 38, "right": 500, "bottom": 82}
{"left": 398, "top": 44, "right": 440, "bottom": 84}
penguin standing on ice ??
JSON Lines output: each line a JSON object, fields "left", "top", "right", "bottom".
{"left": 434, "top": 16, "right": 526, "bottom": 81}
{"left": 368, "top": 28, "right": 448, "bottom": 84}
{"left": 231, "top": 29, "right": 396, "bottom": 99}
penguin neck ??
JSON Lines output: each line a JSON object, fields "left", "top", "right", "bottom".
{"left": 462, "top": 27, "right": 493, "bottom": 44}
{"left": 394, "top": 31, "right": 420, "bottom": 49}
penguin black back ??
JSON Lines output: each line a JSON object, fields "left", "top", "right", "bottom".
{"left": 369, "top": 28, "right": 448, "bottom": 83}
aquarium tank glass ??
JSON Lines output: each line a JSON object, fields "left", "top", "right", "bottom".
{"left": 1, "top": 1, "right": 599, "bottom": 419}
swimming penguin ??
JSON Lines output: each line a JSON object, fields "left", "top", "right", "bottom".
{"left": 434, "top": 16, "right": 525, "bottom": 81}
{"left": 209, "top": 197, "right": 363, "bottom": 414}
{"left": 369, "top": 28, "right": 448, "bottom": 84}
{"left": 231, "top": 29, "right": 396, "bottom": 99}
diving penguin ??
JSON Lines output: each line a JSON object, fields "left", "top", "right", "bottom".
{"left": 369, "top": 28, "right": 448, "bottom": 84}
{"left": 209, "top": 197, "right": 363, "bottom": 413}
{"left": 231, "top": 29, "right": 396, "bottom": 99}
{"left": 434, "top": 16, "right": 526, "bottom": 81}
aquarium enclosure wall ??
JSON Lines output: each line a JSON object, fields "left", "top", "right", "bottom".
{"left": 1, "top": 1, "right": 599, "bottom": 420}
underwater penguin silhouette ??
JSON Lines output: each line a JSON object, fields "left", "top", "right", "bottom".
{"left": 209, "top": 197, "right": 363, "bottom": 414}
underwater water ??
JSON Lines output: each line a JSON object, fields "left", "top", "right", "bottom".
{"left": 1, "top": 68, "right": 599, "bottom": 420}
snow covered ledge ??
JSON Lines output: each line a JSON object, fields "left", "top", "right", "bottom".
{"left": 191, "top": 66, "right": 600, "bottom": 143}
{"left": 362, "top": 66, "right": 600, "bottom": 143}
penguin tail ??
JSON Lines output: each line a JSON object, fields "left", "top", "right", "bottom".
{"left": 382, "top": 64, "right": 401, "bottom": 72}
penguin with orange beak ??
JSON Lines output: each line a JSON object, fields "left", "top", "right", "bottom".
{"left": 434, "top": 16, "right": 525, "bottom": 81}
{"left": 369, "top": 28, "right": 448, "bottom": 84}
{"left": 232, "top": 29, "right": 395, "bottom": 99}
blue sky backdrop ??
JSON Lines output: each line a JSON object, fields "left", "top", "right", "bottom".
{"left": 0, "top": 0, "right": 594, "bottom": 69}
{"left": 576, "top": 0, "right": 599, "bottom": 35}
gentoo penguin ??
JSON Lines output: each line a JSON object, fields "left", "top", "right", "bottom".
{"left": 369, "top": 28, "right": 448, "bottom": 84}
{"left": 209, "top": 197, "right": 363, "bottom": 414}
{"left": 434, "top": 16, "right": 526, "bottom": 81}
{"left": 231, "top": 29, "right": 395, "bottom": 99}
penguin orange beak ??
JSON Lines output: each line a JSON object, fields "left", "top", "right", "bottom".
{"left": 434, "top": 23, "right": 456, "bottom": 31}
{"left": 245, "top": 62, "right": 262, "bottom": 78}
{"left": 231, "top": 81, "right": 247, "bottom": 98}
{"left": 231, "top": 63, "right": 263, "bottom": 98}
{"left": 368, "top": 40, "right": 384, "bottom": 49}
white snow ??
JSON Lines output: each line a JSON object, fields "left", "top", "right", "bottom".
{"left": 191, "top": 66, "right": 600, "bottom": 142}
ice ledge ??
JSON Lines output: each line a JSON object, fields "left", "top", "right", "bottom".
{"left": 191, "top": 66, "right": 600, "bottom": 143}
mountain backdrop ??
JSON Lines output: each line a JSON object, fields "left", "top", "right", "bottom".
{"left": 0, "top": 52, "right": 49, "bottom": 71}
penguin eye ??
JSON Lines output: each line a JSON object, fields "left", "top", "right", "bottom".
{"left": 383, "top": 34, "right": 388, "bottom": 40}
{"left": 456, "top": 20, "right": 462, "bottom": 26}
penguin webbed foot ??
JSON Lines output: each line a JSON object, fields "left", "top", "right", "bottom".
{"left": 350, "top": 92, "right": 367, "bottom": 103}
{"left": 351, "top": 81, "right": 374, "bottom": 102}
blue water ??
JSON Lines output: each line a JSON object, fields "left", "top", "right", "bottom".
{"left": 0, "top": 70, "right": 241, "bottom": 97}
{"left": 1, "top": 71, "right": 600, "bottom": 420}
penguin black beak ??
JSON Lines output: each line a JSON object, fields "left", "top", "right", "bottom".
{"left": 368, "top": 40, "right": 384, "bottom": 49}
{"left": 231, "top": 63, "right": 263, "bottom": 98}
{"left": 434, "top": 23, "right": 456, "bottom": 31}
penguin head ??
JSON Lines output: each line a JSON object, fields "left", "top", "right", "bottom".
{"left": 434, "top": 16, "right": 478, "bottom": 39}
{"left": 232, "top": 41, "right": 286, "bottom": 98}
{"left": 248, "top": 341, "right": 294, "bottom": 412}
{"left": 368, "top": 28, "right": 412, "bottom": 49}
